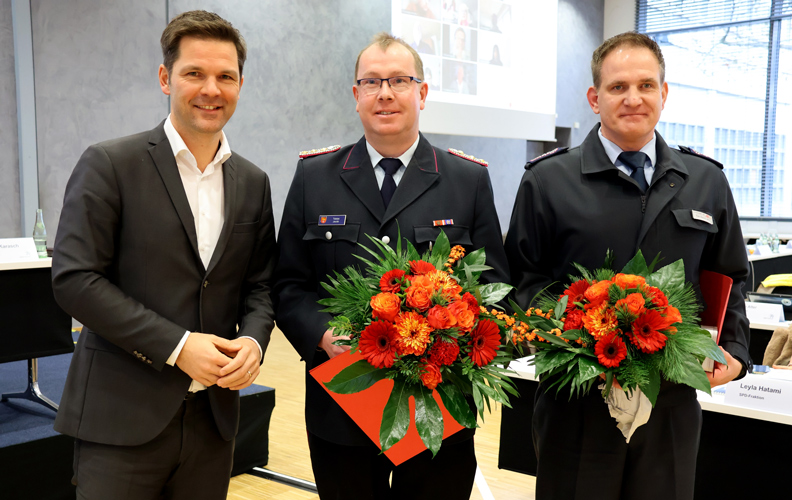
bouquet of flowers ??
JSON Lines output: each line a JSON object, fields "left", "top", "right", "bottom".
{"left": 318, "top": 231, "right": 519, "bottom": 457}
{"left": 510, "top": 251, "right": 726, "bottom": 406}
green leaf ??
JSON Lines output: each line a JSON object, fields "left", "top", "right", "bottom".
{"left": 554, "top": 295, "right": 568, "bottom": 320}
{"left": 647, "top": 259, "right": 685, "bottom": 293}
{"left": 534, "top": 350, "right": 576, "bottom": 375}
{"left": 380, "top": 380, "right": 412, "bottom": 452}
{"left": 576, "top": 356, "right": 603, "bottom": 382}
{"left": 413, "top": 385, "right": 444, "bottom": 457}
{"left": 323, "top": 360, "right": 389, "bottom": 394}
{"left": 477, "top": 283, "right": 513, "bottom": 305}
{"left": 621, "top": 250, "right": 649, "bottom": 276}
{"left": 641, "top": 367, "right": 661, "bottom": 406}
{"left": 460, "top": 247, "right": 486, "bottom": 268}
{"left": 436, "top": 382, "right": 477, "bottom": 429}
{"left": 677, "top": 354, "right": 714, "bottom": 395}
{"left": 431, "top": 230, "right": 451, "bottom": 264}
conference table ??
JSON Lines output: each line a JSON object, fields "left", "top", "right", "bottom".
{"left": 499, "top": 357, "right": 791, "bottom": 498}
{"left": 0, "top": 258, "right": 73, "bottom": 411}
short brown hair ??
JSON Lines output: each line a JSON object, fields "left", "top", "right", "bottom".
{"left": 591, "top": 32, "right": 665, "bottom": 89}
{"left": 354, "top": 32, "right": 424, "bottom": 81}
{"left": 161, "top": 10, "right": 247, "bottom": 77}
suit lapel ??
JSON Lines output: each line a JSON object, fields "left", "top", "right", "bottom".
{"left": 382, "top": 134, "right": 439, "bottom": 227}
{"left": 637, "top": 133, "right": 688, "bottom": 245}
{"left": 148, "top": 124, "right": 203, "bottom": 269}
{"left": 206, "top": 158, "right": 237, "bottom": 275}
{"left": 340, "top": 136, "right": 386, "bottom": 223}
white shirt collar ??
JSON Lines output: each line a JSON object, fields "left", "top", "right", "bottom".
{"left": 164, "top": 115, "right": 232, "bottom": 174}
{"left": 598, "top": 127, "right": 657, "bottom": 168}
{"left": 365, "top": 135, "right": 421, "bottom": 170}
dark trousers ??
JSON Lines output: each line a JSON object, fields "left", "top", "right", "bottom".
{"left": 73, "top": 391, "right": 234, "bottom": 500}
{"left": 308, "top": 432, "right": 477, "bottom": 500}
{"left": 532, "top": 385, "right": 702, "bottom": 500}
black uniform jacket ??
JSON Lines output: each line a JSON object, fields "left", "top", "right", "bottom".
{"left": 52, "top": 121, "right": 277, "bottom": 445}
{"left": 505, "top": 124, "right": 750, "bottom": 370}
{"left": 275, "top": 133, "right": 510, "bottom": 446}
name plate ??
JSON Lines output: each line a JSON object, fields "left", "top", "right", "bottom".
{"left": 745, "top": 301, "right": 785, "bottom": 324}
{"left": 725, "top": 373, "right": 792, "bottom": 415}
{"left": 0, "top": 238, "right": 39, "bottom": 263}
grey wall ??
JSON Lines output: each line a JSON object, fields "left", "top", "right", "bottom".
{"left": 0, "top": 1, "right": 20, "bottom": 237}
{"left": 0, "top": 0, "right": 605, "bottom": 240}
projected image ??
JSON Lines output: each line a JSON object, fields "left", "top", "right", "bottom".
{"left": 422, "top": 56, "right": 442, "bottom": 91}
{"left": 442, "top": 0, "right": 479, "bottom": 28}
{"left": 403, "top": 15, "right": 441, "bottom": 56}
{"left": 443, "top": 25, "right": 477, "bottom": 62}
{"left": 401, "top": 0, "right": 440, "bottom": 19}
{"left": 478, "top": 30, "right": 509, "bottom": 66}
{"left": 443, "top": 60, "right": 477, "bottom": 95}
{"left": 480, "top": 0, "right": 511, "bottom": 33}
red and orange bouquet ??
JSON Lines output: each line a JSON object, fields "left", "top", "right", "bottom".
{"left": 511, "top": 251, "right": 726, "bottom": 404}
{"left": 319, "top": 232, "right": 518, "bottom": 456}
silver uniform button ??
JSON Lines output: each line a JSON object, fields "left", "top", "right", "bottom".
{"left": 325, "top": 231, "right": 333, "bottom": 240}
{"left": 382, "top": 235, "right": 391, "bottom": 245}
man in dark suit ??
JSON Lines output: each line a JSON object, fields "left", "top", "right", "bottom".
{"left": 505, "top": 32, "right": 750, "bottom": 500}
{"left": 52, "top": 11, "right": 276, "bottom": 499}
{"left": 274, "top": 32, "right": 509, "bottom": 499}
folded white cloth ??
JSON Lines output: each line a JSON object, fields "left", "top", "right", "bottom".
{"left": 601, "top": 384, "right": 652, "bottom": 442}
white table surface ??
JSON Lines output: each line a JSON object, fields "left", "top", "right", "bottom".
{"left": 0, "top": 257, "right": 52, "bottom": 271}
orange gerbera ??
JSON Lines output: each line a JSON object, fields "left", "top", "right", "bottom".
{"left": 380, "top": 269, "right": 406, "bottom": 293}
{"left": 612, "top": 273, "right": 646, "bottom": 290}
{"left": 359, "top": 321, "right": 399, "bottom": 368}
{"left": 615, "top": 293, "right": 646, "bottom": 316}
{"left": 395, "top": 311, "right": 432, "bottom": 355}
{"left": 582, "top": 303, "right": 618, "bottom": 338}
{"left": 630, "top": 310, "right": 668, "bottom": 353}
{"left": 370, "top": 292, "right": 402, "bottom": 322}
{"left": 562, "top": 279, "right": 591, "bottom": 312}
{"left": 409, "top": 260, "right": 436, "bottom": 276}
{"left": 468, "top": 319, "right": 501, "bottom": 366}
{"left": 594, "top": 331, "right": 628, "bottom": 368}
{"left": 420, "top": 361, "right": 443, "bottom": 390}
{"left": 427, "top": 269, "right": 463, "bottom": 300}
{"left": 584, "top": 280, "right": 613, "bottom": 309}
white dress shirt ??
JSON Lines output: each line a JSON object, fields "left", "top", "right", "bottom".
{"left": 366, "top": 135, "right": 421, "bottom": 188}
{"left": 598, "top": 128, "right": 657, "bottom": 185}
{"left": 162, "top": 115, "right": 261, "bottom": 391}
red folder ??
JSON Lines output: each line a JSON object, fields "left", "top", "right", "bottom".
{"left": 310, "top": 350, "right": 465, "bottom": 466}
{"left": 699, "top": 270, "right": 733, "bottom": 342}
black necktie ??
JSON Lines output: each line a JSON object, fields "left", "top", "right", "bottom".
{"left": 619, "top": 151, "right": 649, "bottom": 193}
{"left": 379, "top": 158, "right": 401, "bottom": 208}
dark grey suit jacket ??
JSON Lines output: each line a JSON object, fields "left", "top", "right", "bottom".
{"left": 52, "top": 121, "right": 277, "bottom": 446}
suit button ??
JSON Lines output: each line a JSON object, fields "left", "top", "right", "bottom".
{"left": 382, "top": 236, "right": 391, "bottom": 245}
{"left": 203, "top": 280, "right": 209, "bottom": 288}
{"left": 325, "top": 231, "right": 332, "bottom": 240}
{"left": 147, "top": 359, "right": 153, "bottom": 365}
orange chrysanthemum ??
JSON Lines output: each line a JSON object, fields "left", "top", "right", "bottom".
{"left": 468, "top": 319, "right": 501, "bottom": 366}
{"left": 359, "top": 321, "right": 399, "bottom": 368}
{"left": 409, "top": 260, "right": 436, "bottom": 276}
{"left": 612, "top": 273, "right": 646, "bottom": 290}
{"left": 582, "top": 303, "right": 618, "bottom": 339}
{"left": 630, "top": 310, "right": 669, "bottom": 353}
{"left": 615, "top": 293, "right": 646, "bottom": 317}
{"left": 380, "top": 269, "right": 406, "bottom": 293}
{"left": 562, "top": 279, "right": 591, "bottom": 312}
{"left": 427, "top": 269, "right": 463, "bottom": 300}
{"left": 395, "top": 311, "right": 432, "bottom": 355}
{"left": 370, "top": 292, "right": 402, "bottom": 322}
{"left": 584, "top": 280, "right": 613, "bottom": 309}
{"left": 595, "top": 331, "right": 628, "bottom": 368}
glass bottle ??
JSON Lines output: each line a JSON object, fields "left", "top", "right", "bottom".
{"left": 32, "top": 208, "right": 47, "bottom": 258}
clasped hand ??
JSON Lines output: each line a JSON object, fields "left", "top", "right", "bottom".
{"left": 176, "top": 333, "right": 260, "bottom": 390}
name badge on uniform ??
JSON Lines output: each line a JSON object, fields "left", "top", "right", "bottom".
{"left": 319, "top": 215, "right": 346, "bottom": 226}
{"left": 691, "top": 210, "right": 713, "bottom": 225}
{"left": 433, "top": 219, "right": 454, "bottom": 226}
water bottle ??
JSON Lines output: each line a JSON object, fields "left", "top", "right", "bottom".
{"left": 32, "top": 208, "right": 47, "bottom": 258}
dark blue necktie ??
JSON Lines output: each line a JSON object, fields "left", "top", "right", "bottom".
{"left": 619, "top": 151, "right": 649, "bottom": 193}
{"left": 379, "top": 158, "right": 401, "bottom": 208}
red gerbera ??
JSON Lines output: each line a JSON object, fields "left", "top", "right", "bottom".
{"left": 409, "top": 260, "right": 436, "bottom": 276}
{"left": 562, "top": 279, "right": 590, "bottom": 312}
{"left": 468, "top": 319, "right": 501, "bottom": 366}
{"left": 594, "top": 331, "right": 628, "bottom": 368}
{"left": 359, "top": 321, "right": 399, "bottom": 368}
{"left": 380, "top": 269, "right": 406, "bottom": 293}
{"left": 630, "top": 310, "right": 669, "bottom": 353}
{"left": 428, "top": 338, "right": 460, "bottom": 366}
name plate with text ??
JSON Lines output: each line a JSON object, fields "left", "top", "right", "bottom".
{"left": 0, "top": 238, "right": 38, "bottom": 263}
{"left": 725, "top": 373, "right": 792, "bottom": 415}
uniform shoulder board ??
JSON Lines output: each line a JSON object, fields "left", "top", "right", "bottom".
{"left": 298, "top": 145, "right": 341, "bottom": 159}
{"left": 447, "top": 148, "right": 488, "bottom": 167}
{"left": 678, "top": 145, "right": 723, "bottom": 169}
{"left": 525, "top": 147, "right": 569, "bottom": 169}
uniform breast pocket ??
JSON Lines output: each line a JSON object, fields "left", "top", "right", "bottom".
{"left": 414, "top": 225, "right": 472, "bottom": 253}
{"left": 303, "top": 223, "right": 361, "bottom": 275}
{"left": 671, "top": 208, "right": 718, "bottom": 253}
{"left": 232, "top": 220, "right": 259, "bottom": 233}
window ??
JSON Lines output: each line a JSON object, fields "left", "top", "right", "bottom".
{"left": 638, "top": 0, "right": 792, "bottom": 218}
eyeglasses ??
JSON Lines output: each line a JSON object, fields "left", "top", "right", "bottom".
{"left": 356, "top": 76, "right": 423, "bottom": 95}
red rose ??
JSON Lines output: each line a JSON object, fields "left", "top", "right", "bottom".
{"left": 563, "top": 309, "right": 585, "bottom": 331}
{"left": 462, "top": 292, "right": 480, "bottom": 318}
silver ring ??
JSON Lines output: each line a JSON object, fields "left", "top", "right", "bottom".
{"left": 247, "top": 370, "right": 252, "bottom": 378}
